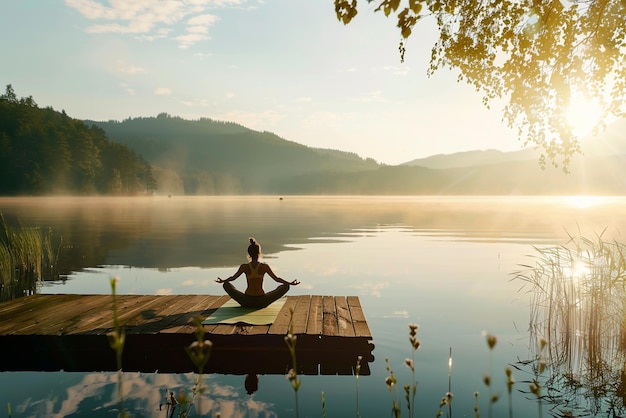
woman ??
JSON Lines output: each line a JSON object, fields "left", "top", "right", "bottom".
{"left": 216, "top": 237, "right": 300, "bottom": 309}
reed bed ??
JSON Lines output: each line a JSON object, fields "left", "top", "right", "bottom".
{"left": 514, "top": 230, "right": 626, "bottom": 416}
{"left": 0, "top": 213, "right": 61, "bottom": 300}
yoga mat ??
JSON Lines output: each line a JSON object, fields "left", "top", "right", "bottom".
{"left": 202, "top": 297, "right": 287, "bottom": 325}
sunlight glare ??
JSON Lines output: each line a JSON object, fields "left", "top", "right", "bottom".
{"left": 571, "top": 260, "right": 589, "bottom": 281}
{"left": 566, "top": 94, "right": 603, "bottom": 138}
{"left": 564, "top": 259, "right": 589, "bottom": 293}
{"left": 565, "top": 195, "right": 607, "bottom": 209}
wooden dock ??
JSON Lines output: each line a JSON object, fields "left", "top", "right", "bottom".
{"left": 0, "top": 294, "right": 374, "bottom": 375}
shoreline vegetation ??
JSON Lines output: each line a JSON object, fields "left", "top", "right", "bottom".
{"left": 0, "top": 214, "right": 61, "bottom": 301}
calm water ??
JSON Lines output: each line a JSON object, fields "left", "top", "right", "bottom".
{"left": 1, "top": 195, "right": 625, "bottom": 417}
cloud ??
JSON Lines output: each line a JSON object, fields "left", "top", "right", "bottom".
{"left": 353, "top": 90, "right": 388, "bottom": 103}
{"left": 119, "top": 83, "right": 136, "bottom": 95}
{"left": 176, "top": 97, "right": 209, "bottom": 107}
{"left": 188, "top": 13, "right": 219, "bottom": 26}
{"left": 114, "top": 60, "right": 145, "bottom": 74}
{"left": 351, "top": 281, "right": 389, "bottom": 298}
{"left": 175, "top": 32, "right": 210, "bottom": 49}
{"left": 375, "top": 65, "right": 410, "bottom": 76}
{"left": 194, "top": 51, "right": 214, "bottom": 59}
{"left": 154, "top": 87, "right": 173, "bottom": 95}
{"left": 65, "top": 0, "right": 233, "bottom": 48}
{"left": 301, "top": 111, "right": 343, "bottom": 129}
{"left": 296, "top": 97, "right": 313, "bottom": 103}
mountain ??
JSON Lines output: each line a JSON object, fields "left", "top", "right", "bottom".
{"left": 402, "top": 119, "right": 626, "bottom": 170}
{"left": 86, "top": 113, "right": 626, "bottom": 195}
{"left": 271, "top": 153, "right": 626, "bottom": 195}
{"left": 401, "top": 148, "right": 537, "bottom": 169}
{"left": 86, "top": 114, "right": 380, "bottom": 195}
{"left": 4, "top": 83, "right": 624, "bottom": 197}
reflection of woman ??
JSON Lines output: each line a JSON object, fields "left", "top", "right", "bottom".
{"left": 216, "top": 238, "right": 300, "bottom": 309}
{"left": 245, "top": 373, "right": 259, "bottom": 395}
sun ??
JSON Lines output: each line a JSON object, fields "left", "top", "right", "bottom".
{"left": 565, "top": 195, "right": 608, "bottom": 208}
{"left": 566, "top": 94, "right": 604, "bottom": 138}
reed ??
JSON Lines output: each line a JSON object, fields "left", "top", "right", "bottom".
{"left": 181, "top": 316, "right": 213, "bottom": 417}
{"left": 514, "top": 230, "right": 626, "bottom": 416}
{"left": 107, "top": 276, "right": 128, "bottom": 418}
{"left": 0, "top": 213, "right": 61, "bottom": 301}
{"left": 285, "top": 308, "right": 301, "bottom": 418}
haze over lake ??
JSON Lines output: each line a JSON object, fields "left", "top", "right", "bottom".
{"left": 1, "top": 195, "right": 625, "bottom": 417}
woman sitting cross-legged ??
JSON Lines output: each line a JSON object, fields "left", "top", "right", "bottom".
{"left": 216, "top": 237, "right": 300, "bottom": 309}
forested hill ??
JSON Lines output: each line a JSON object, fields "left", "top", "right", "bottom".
{"left": 0, "top": 86, "right": 155, "bottom": 195}
{"left": 4, "top": 84, "right": 626, "bottom": 196}
{"left": 87, "top": 114, "right": 380, "bottom": 194}
{"left": 89, "top": 113, "right": 626, "bottom": 196}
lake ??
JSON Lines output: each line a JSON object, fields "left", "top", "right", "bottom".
{"left": 1, "top": 195, "right": 625, "bottom": 417}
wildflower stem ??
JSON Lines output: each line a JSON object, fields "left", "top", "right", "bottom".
{"left": 355, "top": 355, "right": 362, "bottom": 418}
{"left": 448, "top": 347, "right": 452, "bottom": 418}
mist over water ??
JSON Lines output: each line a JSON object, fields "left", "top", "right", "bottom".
{"left": 1, "top": 195, "right": 625, "bottom": 417}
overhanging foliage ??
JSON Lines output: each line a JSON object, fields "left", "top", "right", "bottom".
{"left": 335, "top": 0, "right": 626, "bottom": 170}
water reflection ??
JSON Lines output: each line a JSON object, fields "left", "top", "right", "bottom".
{"left": 516, "top": 233, "right": 626, "bottom": 416}
{"left": 11, "top": 371, "right": 281, "bottom": 418}
{"left": 4, "top": 196, "right": 626, "bottom": 416}
{"left": 2, "top": 196, "right": 625, "bottom": 276}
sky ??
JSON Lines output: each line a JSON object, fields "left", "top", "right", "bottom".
{"left": 0, "top": 0, "right": 524, "bottom": 165}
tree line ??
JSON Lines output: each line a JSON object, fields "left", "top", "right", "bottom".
{"left": 0, "top": 85, "right": 156, "bottom": 195}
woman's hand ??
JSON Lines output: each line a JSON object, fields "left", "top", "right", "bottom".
{"left": 216, "top": 277, "right": 227, "bottom": 283}
{"left": 290, "top": 279, "right": 300, "bottom": 286}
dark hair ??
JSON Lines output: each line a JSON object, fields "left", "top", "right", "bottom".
{"left": 247, "top": 237, "right": 261, "bottom": 260}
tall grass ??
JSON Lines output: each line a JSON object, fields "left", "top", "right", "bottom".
{"left": 0, "top": 213, "right": 61, "bottom": 301}
{"left": 514, "top": 230, "right": 626, "bottom": 416}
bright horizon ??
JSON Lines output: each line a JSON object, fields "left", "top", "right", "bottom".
{"left": 0, "top": 0, "right": 528, "bottom": 165}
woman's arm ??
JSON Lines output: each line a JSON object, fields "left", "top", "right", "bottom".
{"left": 216, "top": 264, "right": 246, "bottom": 283}
{"left": 263, "top": 264, "right": 300, "bottom": 286}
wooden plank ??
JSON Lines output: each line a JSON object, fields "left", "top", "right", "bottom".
{"left": 0, "top": 294, "right": 372, "bottom": 340}
{"left": 0, "top": 294, "right": 375, "bottom": 374}
{"left": 0, "top": 294, "right": 91, "bottom": 334}
{"left": 290, "top": 295, "right": 311, "bottom": 335}
{"left": 133, "top": 295, "right": 223, "bottom": 334}
{"left": 0, "top": 294, "right": 87, "bottom": 334}
{"left": 124, "top": 295, "right": 209, "bottom": 328}
{"left": 335, "top": 296, "right": 356, "bottom": 337}
{"left": 210, "top": 323, "right": 241, "bottom": 336}
{"left": 58, "top": 294, "right": 123, "bottom": 335}
{"left": 196, "top": 295, "right": 234, "bottom": 335}
{"left": 322, "top": 295, "right": 338, "bottom": 337}
{"left": 76, "top": 295, "right": 162, "bottom": 335}
{"left": 5, "top": 294, "right": 112, "bottom": 335}
{"left": 19, "top": 295, "right": 112, "bottom": 335}
{"left": 268, "top": 296, "right": 298, "bottom": 335}
{"left": 162, "top": 294, "right": 225, "bottom": 334}
{"left": 0, "top": 294, "right": 64, "bottom": 317}
{"left": 347, "top": 296, "right": 371, "bottom": 338}
{"left": 305, "top": 295, "right": 322, "bottom": 336}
